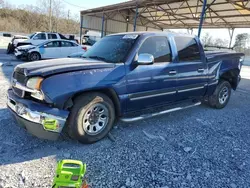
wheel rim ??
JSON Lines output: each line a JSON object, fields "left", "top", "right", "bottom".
{"left": 31, "top": 53, "right": 39, "bottom": 61}
{"left": 82, "top": 103, "right": 109, "bottom": 135}
{"left": 219, "top": 86, "right": 229, "bottom": 104}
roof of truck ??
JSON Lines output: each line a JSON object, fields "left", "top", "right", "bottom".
{"left": 109, "top": 31, "right": 196, "bottom": 38}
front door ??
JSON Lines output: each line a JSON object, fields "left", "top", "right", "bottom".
{"left": 174, "top": 36, "right": 207, "bottom": 100}
{"left": 41, "top": 41, "right": 61, "bottom": 59}
{"left": 126, "top": 36, "right": 178, "bottom": 112}
{"left": 32, "top": 33, "right": 47, "bottom": 45}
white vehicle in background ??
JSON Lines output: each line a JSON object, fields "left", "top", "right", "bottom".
{"left": 15, "top": 39, "right": 85, "bottom": 61}
{"left": 7, "top": 35, "right": 29, "bottom": 54}
{"left": 81, "top": 34, "right": 101, "bottom": 51}
{"left": 16, "top": 32, "right": 72, "bottom": 47}
{"left": 68, "top": 34, "right": 101, "bottom": 58}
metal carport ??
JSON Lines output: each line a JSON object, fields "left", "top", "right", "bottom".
{"left": 80, "top": 0, "right": 250, "bottom": 47}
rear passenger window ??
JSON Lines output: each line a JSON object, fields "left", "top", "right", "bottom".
{"left": 45, "top": 41, "right": 60, "bottom": 48}
{"left": 174, "top": 37, "right": 201, "bottom": 62}
{"left": 48, "top": 34, "right": 57, "bottom": 39}
{"left": 138, "top": 36, "right": 171, "bottom": 63}
{"left": 61, "top": 41, "right": 73, "bottom": 47}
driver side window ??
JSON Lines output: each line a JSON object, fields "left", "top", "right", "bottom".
{"left": 34, "top": 33, "right": 46, "bottom": 40}
{"left": 138, "top": 36, "right": 172, "bottom": 63}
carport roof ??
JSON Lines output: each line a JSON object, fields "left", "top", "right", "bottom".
{"left": 81, "top": 0, "right": 250, "bottom": 29}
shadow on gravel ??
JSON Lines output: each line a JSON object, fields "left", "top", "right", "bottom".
{"left": 0, "top": 107, "right": 80, "bottom": 166}
{"left": 0, "top": 65, "right": 15, "bottom": 83}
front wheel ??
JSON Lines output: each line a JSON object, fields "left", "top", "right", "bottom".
{"left": 208, "top": 80, "right": 231, "bottom": 109}
{"left": 28, "top": 52, "right": 41, "bottom": 61}
{"left": 67, "top": 92, "right": 115, "bottom": 144}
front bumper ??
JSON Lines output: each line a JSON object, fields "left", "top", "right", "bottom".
{"left": 7, "top": 89, "right": 69, "bottom": 140}
{"left": 14, "top": 50, "right": 28, "bottom": 59}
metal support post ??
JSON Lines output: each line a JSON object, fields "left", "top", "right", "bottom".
{"left": 104, "top": 19, "right": 108, "bottom": 36}
{"left": 79, "top": 15, "right": 83, "bottom": 45}
{"left": 101, "top": 13, "right": 105, "bottom": 38}
{"left": 133, "top": 3, "right": 138, "bottom": 31}
{"left": 198, "top": 0, "right": 207, "bottom": 38}
{"left": 228, "top": 28, "right": 235, "bottom": 48}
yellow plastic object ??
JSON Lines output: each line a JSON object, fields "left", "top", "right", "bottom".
{"left": 43, "top": 119, "right": 58, "bottom": 131}
{"left": 52, "top": 160, "right": 87, "bottom": 188}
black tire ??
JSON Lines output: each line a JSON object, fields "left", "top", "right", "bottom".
{"left": 6, "top": 44, "right": 12, "bottom": 54}
{"left": 67, "top": 92, "right": 115, "bottom": 144}
{"left": 208, "top": 80, "right": 231, "bottom": 109}
{"left": 28, "top": 52, "right": 41, "bottom": 61}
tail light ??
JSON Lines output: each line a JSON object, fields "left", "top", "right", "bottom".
{"left": 82, "top": 46, "right": 87, "bottom": 51}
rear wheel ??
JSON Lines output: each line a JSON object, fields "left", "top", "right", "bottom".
{"left": 208, "top": 80, "right": 231, "bottom": 109}
{"left": 67, "top": 92, "right": 115, "bottom": 144}
{"left": 6, "top": 44, "right": 11, "bottom": 54}
{"left": 28, "top": 52, "right": 41, "bottom": 61}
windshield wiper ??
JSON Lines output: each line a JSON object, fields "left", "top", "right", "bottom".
{"left": 88, "top": 56, "right": 113, "bottom": 63}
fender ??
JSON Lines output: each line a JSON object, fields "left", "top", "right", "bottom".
{"left": 41, "top": 65, "right": 127, "bottom": 114}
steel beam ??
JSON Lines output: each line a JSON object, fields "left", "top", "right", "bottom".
{"left": 198, "top": 0, "right": 207, "bottom": 38}
{"left": 133, "top": 3, "right": 138, "bottom": 31}
{"left": 79, "top": 15, "right": 83, "bottom": 44}
{"left": 101, "top": 13, "right": 105, "bottom": 38}
{"left": 228, "top": 28, "right": 235, "bottom": 48}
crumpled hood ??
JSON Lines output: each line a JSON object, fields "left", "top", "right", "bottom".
{"left": 15, "top": 58, "right": 116, "bottom": 77}
{"left": 17, "top": 44, "right": 36, "bottom": 50}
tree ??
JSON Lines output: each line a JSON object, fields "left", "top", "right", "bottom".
{"left": 36, "top": 0, "right": 65, "bottom": 32}
{"left": 201, "top": 32, "right": 213, "bottom": 46}
{"left": 213, "top": 38, "right": 229, "bottom": 48}
{"left": 234, "top": 33, "right": 249, "bottom": 52}
{"left": 0, "top": 1, "right": 79, "bottom": 34}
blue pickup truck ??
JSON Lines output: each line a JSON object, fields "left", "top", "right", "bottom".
{"left": 7, "top": 32, "right": 244, "bottom": 143}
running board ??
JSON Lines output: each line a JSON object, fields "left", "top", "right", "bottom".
{"left": 120, "top": 101, "right": 201, "bottom": 123}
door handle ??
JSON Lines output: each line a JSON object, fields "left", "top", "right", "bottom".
{"left": 169, "top": 70, "right": 177, "bottom": 75}
{"left": 197, "top": 68, "right": 205, "bottom": 73}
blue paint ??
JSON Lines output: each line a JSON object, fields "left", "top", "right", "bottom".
{"left": 39, "top": 46, "right": 45, "bottom": 54}
{"left": 198, "top": 0, "right": 207, "bottom": 38}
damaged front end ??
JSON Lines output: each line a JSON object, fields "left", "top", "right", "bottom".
{"left": 7, "top": 68, "right": 69, "bottom": 140}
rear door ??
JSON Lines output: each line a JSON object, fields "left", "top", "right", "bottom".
{"left": 174, "top": 36, "right": 207, "bottom": 100}
{"left": 48, "top": 33, "right": 58, "bottom": 40}
{"left": 60, "top": 41, "right": 76, "bottom": 57}
{"left": 41, "top": 41, "right": 61, "bottom": 59}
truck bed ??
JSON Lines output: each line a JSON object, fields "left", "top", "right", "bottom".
{"left": 205, "top": 51, "right": 244, "bottom": 62}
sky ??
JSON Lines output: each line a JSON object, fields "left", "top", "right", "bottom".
{"left": 6, "top": 0, "right": 250, "bottom": 45}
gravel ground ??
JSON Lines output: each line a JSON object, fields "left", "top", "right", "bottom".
{"left": 0, "top": 49, "right": 250, "bottom": 188}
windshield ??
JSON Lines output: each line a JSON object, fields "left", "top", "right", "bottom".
{"left": 82, "top": 35, "right": 138, "bottom": 63}
{"left": 29, "top": 33, "right": 36, "bottom": 39}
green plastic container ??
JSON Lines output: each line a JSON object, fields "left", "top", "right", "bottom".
{"left": 52, "top": 159, "right": 87, "bottom": 188}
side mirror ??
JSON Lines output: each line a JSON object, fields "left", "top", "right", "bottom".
{"left": 33, "top": 36, "right": 39, "bottom": 40}
{"left": 137, "top": 53, "right": 154, "bottom": 65}
{"left": 43, "top": 44, "right": 48, "bottom": 48}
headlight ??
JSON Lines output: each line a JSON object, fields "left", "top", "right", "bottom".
{"left": 26, "top": 77, "right": 44, "bottom": 100}
{"left": 26, "top": 77, "right": 43, "bottom": 90}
